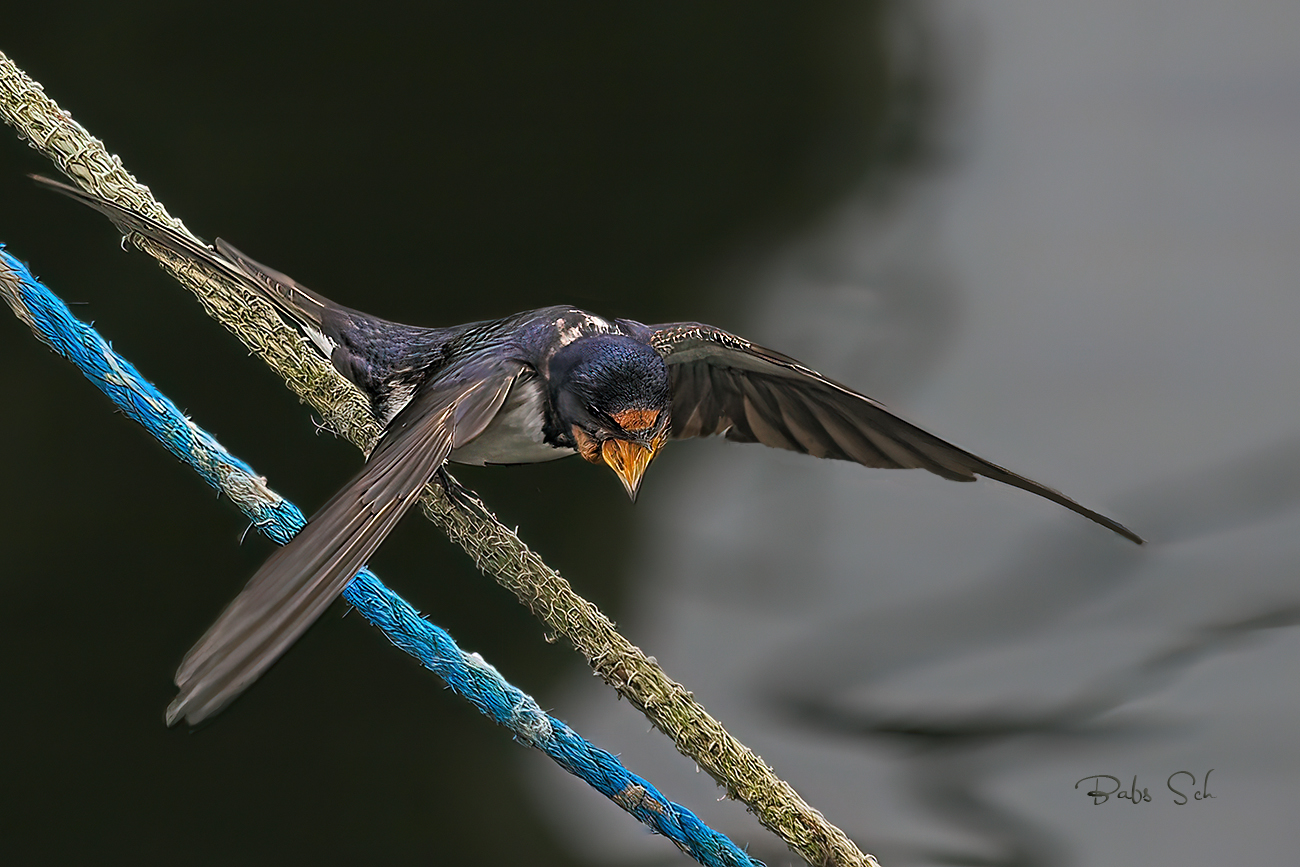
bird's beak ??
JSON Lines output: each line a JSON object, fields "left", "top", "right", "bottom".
{"left": 601, "top": 438, "right": 660, "bottom": 502}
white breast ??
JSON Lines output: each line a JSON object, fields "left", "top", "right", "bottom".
{"left": 449, "top": 375, "right": 574, "bottom": 466}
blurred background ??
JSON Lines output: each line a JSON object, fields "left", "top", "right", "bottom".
{"left": 2, "top": 2, "right": 1298, "bottom": 865}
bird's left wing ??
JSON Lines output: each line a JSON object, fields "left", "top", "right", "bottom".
{"left": 167, "top": 359, "right": 523, "bottom": 725}
{"left": 649, "top": 322, "right": 1142, "bottom": 544}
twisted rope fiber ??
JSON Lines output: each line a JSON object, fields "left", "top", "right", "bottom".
{"left": 0, "top": 247, "right": 759, "bottom": 867}
{"left": 0, "top": 49, "right": 876, "bottom": 867}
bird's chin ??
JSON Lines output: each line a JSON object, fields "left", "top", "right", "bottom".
{"left": 601, "top": 438, "right": 659, "bottom": 502}
{"left": 572, "top": 425, "right": 602, "bottom": 463}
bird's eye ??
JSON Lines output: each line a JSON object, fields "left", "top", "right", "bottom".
{"left": 587, "top": 404, "right": 616, "bottom": 427}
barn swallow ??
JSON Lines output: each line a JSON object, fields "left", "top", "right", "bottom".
{"left": 36, "top": 176, "right": 1142, "bottom": 725}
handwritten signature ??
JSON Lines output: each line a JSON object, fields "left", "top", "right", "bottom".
{"left": 1075, "top": 770, "right": 1215, "bottom": 805}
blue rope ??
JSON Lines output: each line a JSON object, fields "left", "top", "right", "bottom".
{"left": 0, "top": 246, "right": 762, "bottom": 867}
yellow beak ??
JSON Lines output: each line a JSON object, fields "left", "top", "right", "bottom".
{"left": 601, "top": 438, "right": 660, "bottom": 502}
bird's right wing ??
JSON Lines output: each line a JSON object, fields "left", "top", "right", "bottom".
{"left": 31, "top": 175, "right": 337, "bottom": 335}
{"left": 167, "top": 359, "right": 523, "bottom": 725}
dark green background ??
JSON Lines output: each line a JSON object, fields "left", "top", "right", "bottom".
{"left": 0, "top": 4, "right": 929, "bottom": 863}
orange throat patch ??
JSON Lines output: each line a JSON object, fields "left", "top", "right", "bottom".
{"left": 573, "top": 425, "right": 602, "bottom": 463}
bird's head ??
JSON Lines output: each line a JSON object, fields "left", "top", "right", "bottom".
{"left": 549, "top": 335, "right": 671, "bottom": 501}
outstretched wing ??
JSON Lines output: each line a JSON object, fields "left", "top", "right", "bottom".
{"left": 31, "top": 175, "right": 343, "bottom": 337}
{"left": 649, "top": 322, "right": 1142, "bottom": 544}
{"left": 167, "top": 360, "right": 522, "bottom": 725}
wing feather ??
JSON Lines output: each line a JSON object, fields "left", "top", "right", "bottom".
{"left": 741, "top": 380, "right": 799, "bottom": 452}
{"left": 649, "top": 322, "right": 1142, "bottom": 544}
{"left": 34, "top": 175, "right": 341, "bottom": 337}
{"left": 167, "top": 362, "right": 520, "bottom": 725}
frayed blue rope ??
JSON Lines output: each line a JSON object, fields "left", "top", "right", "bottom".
{"left": 0, "top": 246, "right": 761, "bottom": 867}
